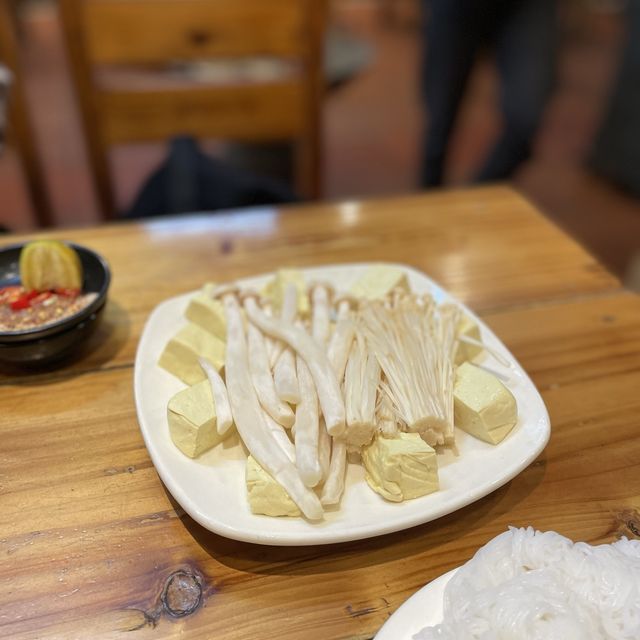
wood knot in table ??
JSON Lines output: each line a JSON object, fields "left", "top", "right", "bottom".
{"left": 608, "top": 508, "right": 640, "bottom": 539}
{"left": 161, "top": 570, "right": 203, "bottom": 618}
{"left": 220, "top": 239, "right": 234, "bottom": 255}
{"left": 123, "top": 566, "right": 209, "bottom": 631}
{"left": 345, "top": 596, "right": 390, "bottom": 619}
{"left": 188, "top": 29, "right": 214, "bottom": 46}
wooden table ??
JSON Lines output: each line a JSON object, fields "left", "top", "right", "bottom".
{"left": 2, "top": 186, "right": 639, "bottom": 639}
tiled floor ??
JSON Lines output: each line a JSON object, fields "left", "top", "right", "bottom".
{"left": 1, "top": 0, "right": 639, "bottom": 282}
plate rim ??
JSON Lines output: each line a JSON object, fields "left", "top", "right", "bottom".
{"left": 374, "top": 567, "right": 459, "bottom": 639}
{"left": 134, "top": 261, "right": 551, "bottom": 545}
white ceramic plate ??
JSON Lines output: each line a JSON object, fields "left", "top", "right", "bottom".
{"left": 134, "top": 263, "right": 550, "bottom": 545}
{"left": 374, "top": 568, "right": 458, "bottom": 639}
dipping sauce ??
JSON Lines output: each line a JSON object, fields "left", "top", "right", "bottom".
{"left": 0, "top": 286, "right": 97, "bottom": 332}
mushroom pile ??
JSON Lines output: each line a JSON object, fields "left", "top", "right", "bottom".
{"left": 200, "top": 280, "right": 461, "bottom": 520}
{"left": 160, "top": 267, "right": 519, "bottom": 521}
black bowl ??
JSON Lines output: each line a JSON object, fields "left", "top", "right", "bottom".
{"left": 0, "top": 242, "right": 111, "bottom": 366}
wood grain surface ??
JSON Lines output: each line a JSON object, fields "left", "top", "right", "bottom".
{"left": 99, "top": 82, "right": 306, "bottom": 144}
{"left": 1, "top": 186, "right": 638, "bottom": 640}
{"left": 83, "top": 0, "right": 310, "bottom": 64}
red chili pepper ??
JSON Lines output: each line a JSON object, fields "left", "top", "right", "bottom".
{"left": 54, "top": 288, "right": 80, "bottom": 298}
{"left": 0, "top": 286, "right": 23, "bottom": 304}
{"left": 31, "top": 291, "right": 53, "bottom": 304}
{"left": 10, "top": 290, "right": 40, "bottom": 311}
{"left": 11, "top": 297, "right": 31, "bottom": 310}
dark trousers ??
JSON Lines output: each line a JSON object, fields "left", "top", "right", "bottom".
{"left": 590, "top": 0, "right": 640, "bottom": 196}
{"left": 420, "top": 0, "right": 557, "bottom": 187}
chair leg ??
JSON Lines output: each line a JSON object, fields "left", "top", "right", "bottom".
{"left": 8, "top": 93, "right": 55, "bottom": 227}
{"left": 297, "top": 0, "right": 326, "bottom": 200}
{"left": 57, "top": 0, "right": 115, "bottom": 220}
{"left": 296, "top": 134, "right": 322, "bottom": 200}
{"left": 0, "top": 0, "right": 54, "bottom": 227}
{"left": 87, "top": 139, "right": 116, "bottom": 220}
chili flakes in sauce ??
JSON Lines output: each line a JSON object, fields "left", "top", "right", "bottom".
{"left": 0, "top": 286, "right": 97, "bottom": 332}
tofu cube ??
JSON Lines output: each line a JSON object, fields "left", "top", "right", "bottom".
{"left": 350, "top": 264, "right": 410, "bottom": 300}
{"left": 158, "top": 322, "right": 225, "bottom": 385}
{"left": 261, "top": 269, "right": 309, "bottom": 316}
{"left": 454, "top": 362, "right": 517, "bottom": 444}
{"left": 167, "top": 379, "right": 232, "bottom": 458}
{"left": 185, "top": 284, "right": 226, "bottom": 340}
{"left": 362, "top": 433, "right": 439, "bottom": 502}
{"left": 246, "top": 456, "right": 301, "bottom": 517}
{"left": 455, "top": 313, "right": 483, "bottom": 365}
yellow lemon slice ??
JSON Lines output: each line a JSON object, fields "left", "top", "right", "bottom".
{"left": 19, "top": 240, "right": 83, "bottom": 291}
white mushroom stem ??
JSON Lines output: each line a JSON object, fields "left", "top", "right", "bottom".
{"left": 359, "top": 298, "right": 459, "bottom": 447}
{"left": 344, "top": 335, "right": 380, "bottom": 447}
{"left": 272, "top": 284, "right": 301, "bottom": 403}
{"left": 198, "top": 357, "right": 234, "bottom": 436}
{"left": 320, "top": 439, "right": 346, "bottom": 506}
{"left": 263, "top": 411, "right": 296, "bottom": 463}
{"left": 390, "top": 287, "right": 407, "bottom": 308}
{"left": 244, "top": 299, "right": 346, "bottom": 437}
{"left": 294, "top": 356, "right": 322, "bottom": 487}
{"left": 274, "top": 349, "right": 301, "bottom": 405}
{"left": 326, "top": 299, "right": 355, "bottom": 386}
{"left": 377, "top": 386, "right": 399, "bottom": 438}
{"left": 221, "top": 293, "right": 322, "bottom": 520}
{"left": 244, "top": 298, "right": 295, "bottom": 428}
{"left": 310, "top": 280, "right": 334, "bottom": 485}
{"left": 261, "top": 302, "right": 278, "bottom": 365}
{"left": 310, "top": 284, "right": 337, "bottom": 484}
{"left": 320, "top": 304, "right": 354, "bottom": 504}
{"left": 311, "top": 283, "right": 331, "bottom": 345}
{"left": 318, "top": 419, "right": 332, "bottom": 482}
{"left": 269, "top": 282, "right": 298, "bottom": 368}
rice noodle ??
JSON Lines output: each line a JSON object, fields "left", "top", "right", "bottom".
{"left": 415, "top": 527, "right": 640, "bottom": 640}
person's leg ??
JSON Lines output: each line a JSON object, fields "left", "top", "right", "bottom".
{"left": 589, "top": 0, "right": 640, "bottom": 196}
{"left": 476, "top": 0, "right": 557, "bottom": 181}
{"left": 420, "top": 0, "right": 487, "bottom": 187}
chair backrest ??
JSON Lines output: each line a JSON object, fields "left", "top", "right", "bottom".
{"left": 0, "top": 0, "right": 54, "bottom": 227}
{"left": 59, "top": 0, "right": 326, "bottom": 219}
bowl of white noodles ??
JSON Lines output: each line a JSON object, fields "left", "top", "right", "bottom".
{"left": 376, "top": 527, "right": 640, "bottom": 640}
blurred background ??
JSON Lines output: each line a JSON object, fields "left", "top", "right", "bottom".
{"left": 1, "top": 0, "right": 639, "bottom": 284}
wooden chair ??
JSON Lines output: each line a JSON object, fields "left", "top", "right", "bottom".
{"left": 58, "top": 0, "right": 327, "bottom": 219}
{"left": 0, "top": 0, "right": 54, "bottom": 227}
{"left": 379, "top": 0, "right": 421, "bottom": 30}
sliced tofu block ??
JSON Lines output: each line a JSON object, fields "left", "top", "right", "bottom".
{"left": 350, "top": 264, "right": 410, "bottom": 300}
{"left": 159, "top": 322, "right": 225, "bottom": 385}
{"left": 246, "top": 455, "right": 301, "bottom": 517}
{"left": 261, "top": 269, "right": 309, "bottom": 316}
{"left": 167, "top": 379, "right": 232, "bottom": 458}
{"left": 455, "top": 313, "right": 483, "bottom": 365}
{"left": 361, "top": 433, "right": 439, "bottom": 502}
{"left": 185, "top": 283, "right": 226, "bottom": 340}
{"left": 454, "top": 362, "right": 517, "bottom": 444}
